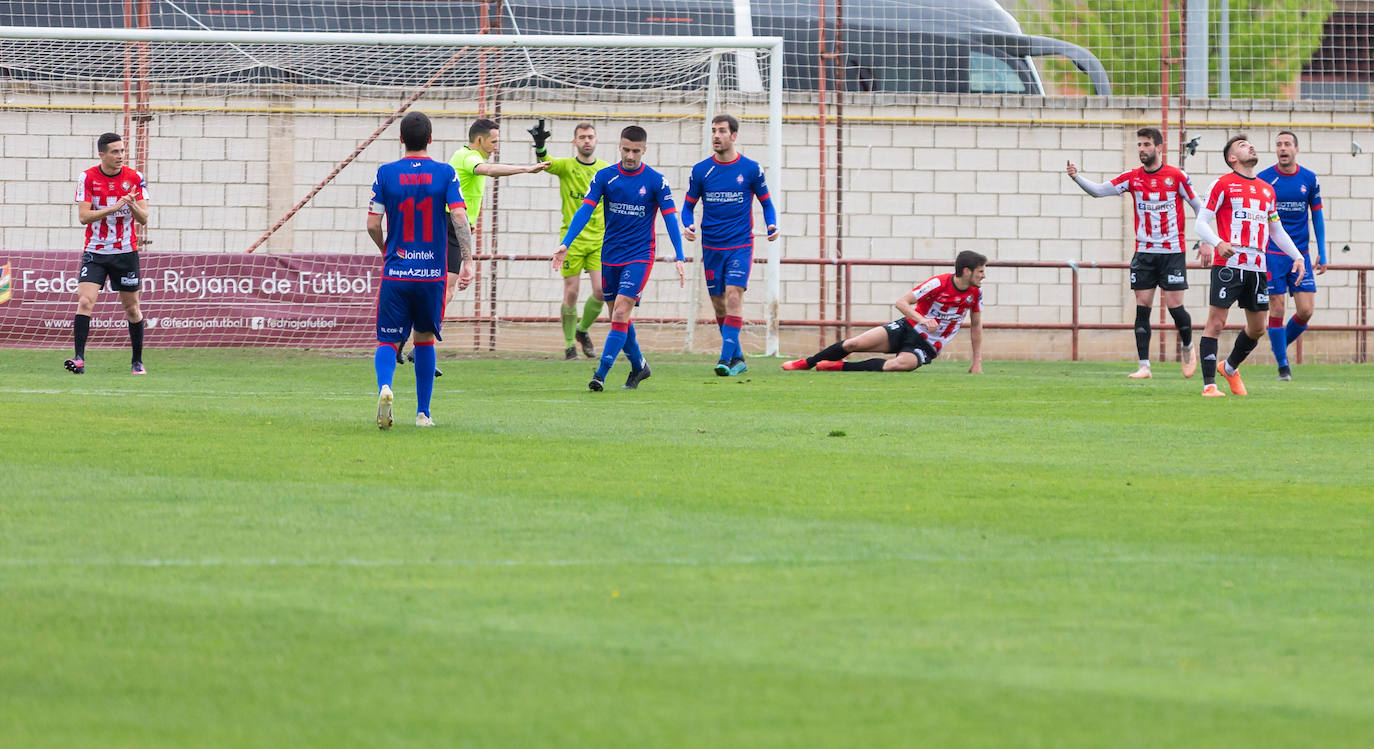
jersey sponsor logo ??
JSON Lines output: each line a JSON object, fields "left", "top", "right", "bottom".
{"left": 607, "top": 201, "right": 647, "bottom": 217}
{"left": 1137, "top": 200, "right": 1172, "bottom": 211}
{"left": 704, "top": 191, "right": 747, "bottom": 204}
{"left": 395, "top": 248, "right": 436, "bottom": 261}
{"left": 120, "top": 273, "right": 139, "bottom": 286}
{"left": 1276, "top": 201, "right": 1307, "bottom": 212}
{"left": 1167, "top": 273, "right": 1186, "bottom": 284}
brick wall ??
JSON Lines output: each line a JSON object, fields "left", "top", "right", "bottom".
{"left": 3, "top": 92, "right": 1371, "bottom": 360}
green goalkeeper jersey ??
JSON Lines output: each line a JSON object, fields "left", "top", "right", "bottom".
{"left": 543, "top": 155, "right": 609, "bottom": 254}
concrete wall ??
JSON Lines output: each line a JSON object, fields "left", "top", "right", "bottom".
{"left": 3, "top": 92, "right": 1372, "bottom": 360}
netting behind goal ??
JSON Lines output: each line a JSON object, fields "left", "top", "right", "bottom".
{"left": 0, "top": 21, "right": 782, "bottom": 351}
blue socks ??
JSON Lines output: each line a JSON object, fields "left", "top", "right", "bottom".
{"left": 1285, "top": 314, "right": 1309, "bottom": 345}
{"left": 721, "top": 314, "right": 742, "bottom": 362}
{"left": 622, "top": 323, "right": 645, "bottom": 371}
{"left": 374, "top": 344, "right": 397, "bottom": 392}
{"left": 597, "top": 323, "right": 629, "bottom": 380}
{"left": 1267, "top": 316, "right": 1288, "bottom": 368}
{"left": 412, "top": 342, "right": 436, "bottom": 416}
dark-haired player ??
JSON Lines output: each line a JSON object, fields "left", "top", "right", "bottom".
{"left": 1258, "top": 130, "right": 1325, "bottom": 380}
{"left": 552, "top": 125, "right": 686, "bottom": 391}
{"left": 682, "top": 113, "right": 778, "bottom": 376}
{"left": 1067, "top": 127, "right": 1203, "bottom": 380}
{"left": 1193, "top": 134, "right": 1305, "bottom": 397}
{"left": 67, "top": 132, "right": 150, "bottom": 375}
{"left": 367, "top": 111, "right": 472, "bottom": 428}
{"left": 782, "top": 251, "right": 986, "bottom": 373}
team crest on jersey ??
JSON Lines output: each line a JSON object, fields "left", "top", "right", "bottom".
{"left": 121, "top": 180, "right": 131, "bottom": 190}
{"left": 736, "top": 174, "right": 744, "bottom": 183}
{"left": 639, "top": 186, "right": 647, "bottom": 196}
{"left": 1149, "top": 179, "right": 1158, "bottom": 188}
{"left": 1249, "top": 185, "right": 1257, "bottom": 194}
{"left": 1165, "top": 177, "right": 1174, "bottom": 186}
{"left": 1300, "top": 185, "right": 1308, "bottom": 193}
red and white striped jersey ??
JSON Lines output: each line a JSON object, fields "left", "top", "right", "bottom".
{"left": 75, "top": 165, "right": 148, "bottom": 254}
{"left": 1204, "top": 173, "right": 1278, "bottom": 272}
{"left": 906, "top": 273, "right": 983, "bottom": 352}
{"left": 1108, "top": 165, "right": 1197, "bottom": 254}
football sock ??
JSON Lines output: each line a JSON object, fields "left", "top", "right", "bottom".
{"left": 1226, "top": 330, "right": 1260, "bottom": 372}
{"left": 73, "top": 313, "right": 90, "bottom": 358}
{"left": 721, "top": 315, "right": 742, "bottom": 363}
{"left": 560, "top": 304, "right": 578, "bottom": 346}
{"left": 597, "top": 322, "right": 629, "bottom": 379}
{"left": 128, "top": 317, "right": 145, "bottom": 363}
{"left": 1267, "top": 315, "right": 1288, "bottom": 368}
{"left": 622, "top": 322, "right": 644, "bottom": 371}
{"left": 577, "top": 297, "right": 604, "bottom": 333}
{"left": 805, "top": 341, "right": 848, "bottom": 367}
{"left": 412, "top": 341, "right": 436, "bottom": 416}
{"left": 1200, "top": 336, "right": 1219, "bottom": 385}
{"left": 841, "top": 358, "right": 887, "bottom": 371}
{"left": 1133, "top": 305, "right": 1152, "bottom": 363}
{"left": 1168, "top": 305, "right": 1193, "bottom": 347}
{"left": 1285, "top": 314, "right": 1310, "bottom": 346}
{"left": 374, "top": 343, "right": 398, "bottom": 391}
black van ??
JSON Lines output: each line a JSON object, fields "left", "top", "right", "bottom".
{"left": 3, "top": 0, "right": 1110, "bottom": 95}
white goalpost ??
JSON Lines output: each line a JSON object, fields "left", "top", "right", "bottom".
{"left": 0, "top": 25, "right": 785, "bottom": 354}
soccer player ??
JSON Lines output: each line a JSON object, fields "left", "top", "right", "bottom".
{"left": 366, "top": 111, "right": 473, "bottom": 428}
{"left": 399, "top": 117, "right": 548, "bottom": 371}
{"left": 1258, "top": 130, "right": 1326, "bottom": 380}
{"left": 1066, "top": 127, "right": 1203, "bottom": 380}
{"left": 530, "top": 119, "right": 610, "bottom": 360}
{"left": 1193, "top": 134, "right": 1305, "bottom": 398}
{"left": 682, "top": 113, "right": 779, "bottom": 376}
{"left": 781, "top": 250, "right": 985, "bottom": 373}
{"left": 551, "top": 125, "right": 686, "bottom": 391}
{"left": 67, "top": 132, "right": 150, "bottom": 375}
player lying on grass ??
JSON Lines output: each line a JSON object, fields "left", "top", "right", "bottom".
{"left": 783, "top": 250, "right": 985, "bottom": 373}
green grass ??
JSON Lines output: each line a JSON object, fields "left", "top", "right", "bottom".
{"left": 1, "top": 349, "right": 1372, "bottom": 748}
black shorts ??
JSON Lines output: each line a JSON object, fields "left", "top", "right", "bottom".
{"left": 882, "top": 318, "right": 939, "bottom": 363}
{"left": 1130, "top": 252, "right": 1188, "bottom": 291}
{"left": 1209, "top": 266, "right": 1269, "bottom": 311}
{"left": 446, "top": 218, "right": 463, "bottom": 276}
{"left": 78, "top": 251, "right": 141, "bottom": 292}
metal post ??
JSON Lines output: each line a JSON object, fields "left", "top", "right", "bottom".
{"left": 1219, "top": 0, "right": 1231, "bottom": 98}
{"left": 766, "top": 39, "right": 784, "bottom": 355}
{"left": 1185, "top": 0, "right": 1208, "bottom": 98}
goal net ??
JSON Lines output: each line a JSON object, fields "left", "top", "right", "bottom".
{"left": 0, "top": 6, "right": 783, "bottom": 354}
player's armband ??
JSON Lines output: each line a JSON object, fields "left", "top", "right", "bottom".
{"left": 368, "top": 201, "right": 383, "bottom": 215}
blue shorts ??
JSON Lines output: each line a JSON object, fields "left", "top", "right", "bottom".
{"left": 377, "top": 278, "right": 445, "bottom": 343}
{"left": 1266, "top": 252, "right": 1317, "bottom": 295}
{"left": 702, "top": 246, "right": 752, "bottom": 296}
{"left": 601, "top": 262, "right": 653, "bottom": 304}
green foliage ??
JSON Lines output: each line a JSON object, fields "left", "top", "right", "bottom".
{"left": 3, "top": 351, "right": 1373, "bottom": 746}
{"left": 1020, "top": 0, "right": 1334, "bottom": 98}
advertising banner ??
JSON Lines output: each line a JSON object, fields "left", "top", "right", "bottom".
{"left": 0, "top": 251, "right": 383, "bottom": 349}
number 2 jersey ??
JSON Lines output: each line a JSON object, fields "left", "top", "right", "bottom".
{"left": 1203, "top": 172, "right": 1279, "bottom": 273}
{"left": 368, "top": 157, "right": 465, "bottom": 281}
{"left": 905, "top": 273, "right": 983, "bottom": 352}
{"left": 76, "top": 165, "right": 148, "bottom": 254}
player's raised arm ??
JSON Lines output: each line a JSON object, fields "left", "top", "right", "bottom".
{"left": 1065, "top": 161, "right": 1119, "bottom": 198}
{"left": 529, "top": 119, "right": 552, "bottom": 161}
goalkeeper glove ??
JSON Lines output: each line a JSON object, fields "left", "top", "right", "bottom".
{"left": 529, "top": 119, "right": 552, "bottom": 156}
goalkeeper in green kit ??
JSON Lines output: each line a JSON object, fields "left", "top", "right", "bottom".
{"left": 531, "top": 119, "right": 611, "bottom": 359}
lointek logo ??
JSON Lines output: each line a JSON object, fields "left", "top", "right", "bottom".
{"left": 396, "top": 248, "right": 436, "bottom": 261}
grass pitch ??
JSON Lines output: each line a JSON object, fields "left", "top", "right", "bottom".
{"left": 2, "top": 349, "right": 1372, "bottom": 748}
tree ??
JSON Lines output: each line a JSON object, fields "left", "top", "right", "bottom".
{"left": 1019, "top": 0, "right": 1333, "bottom": 99}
